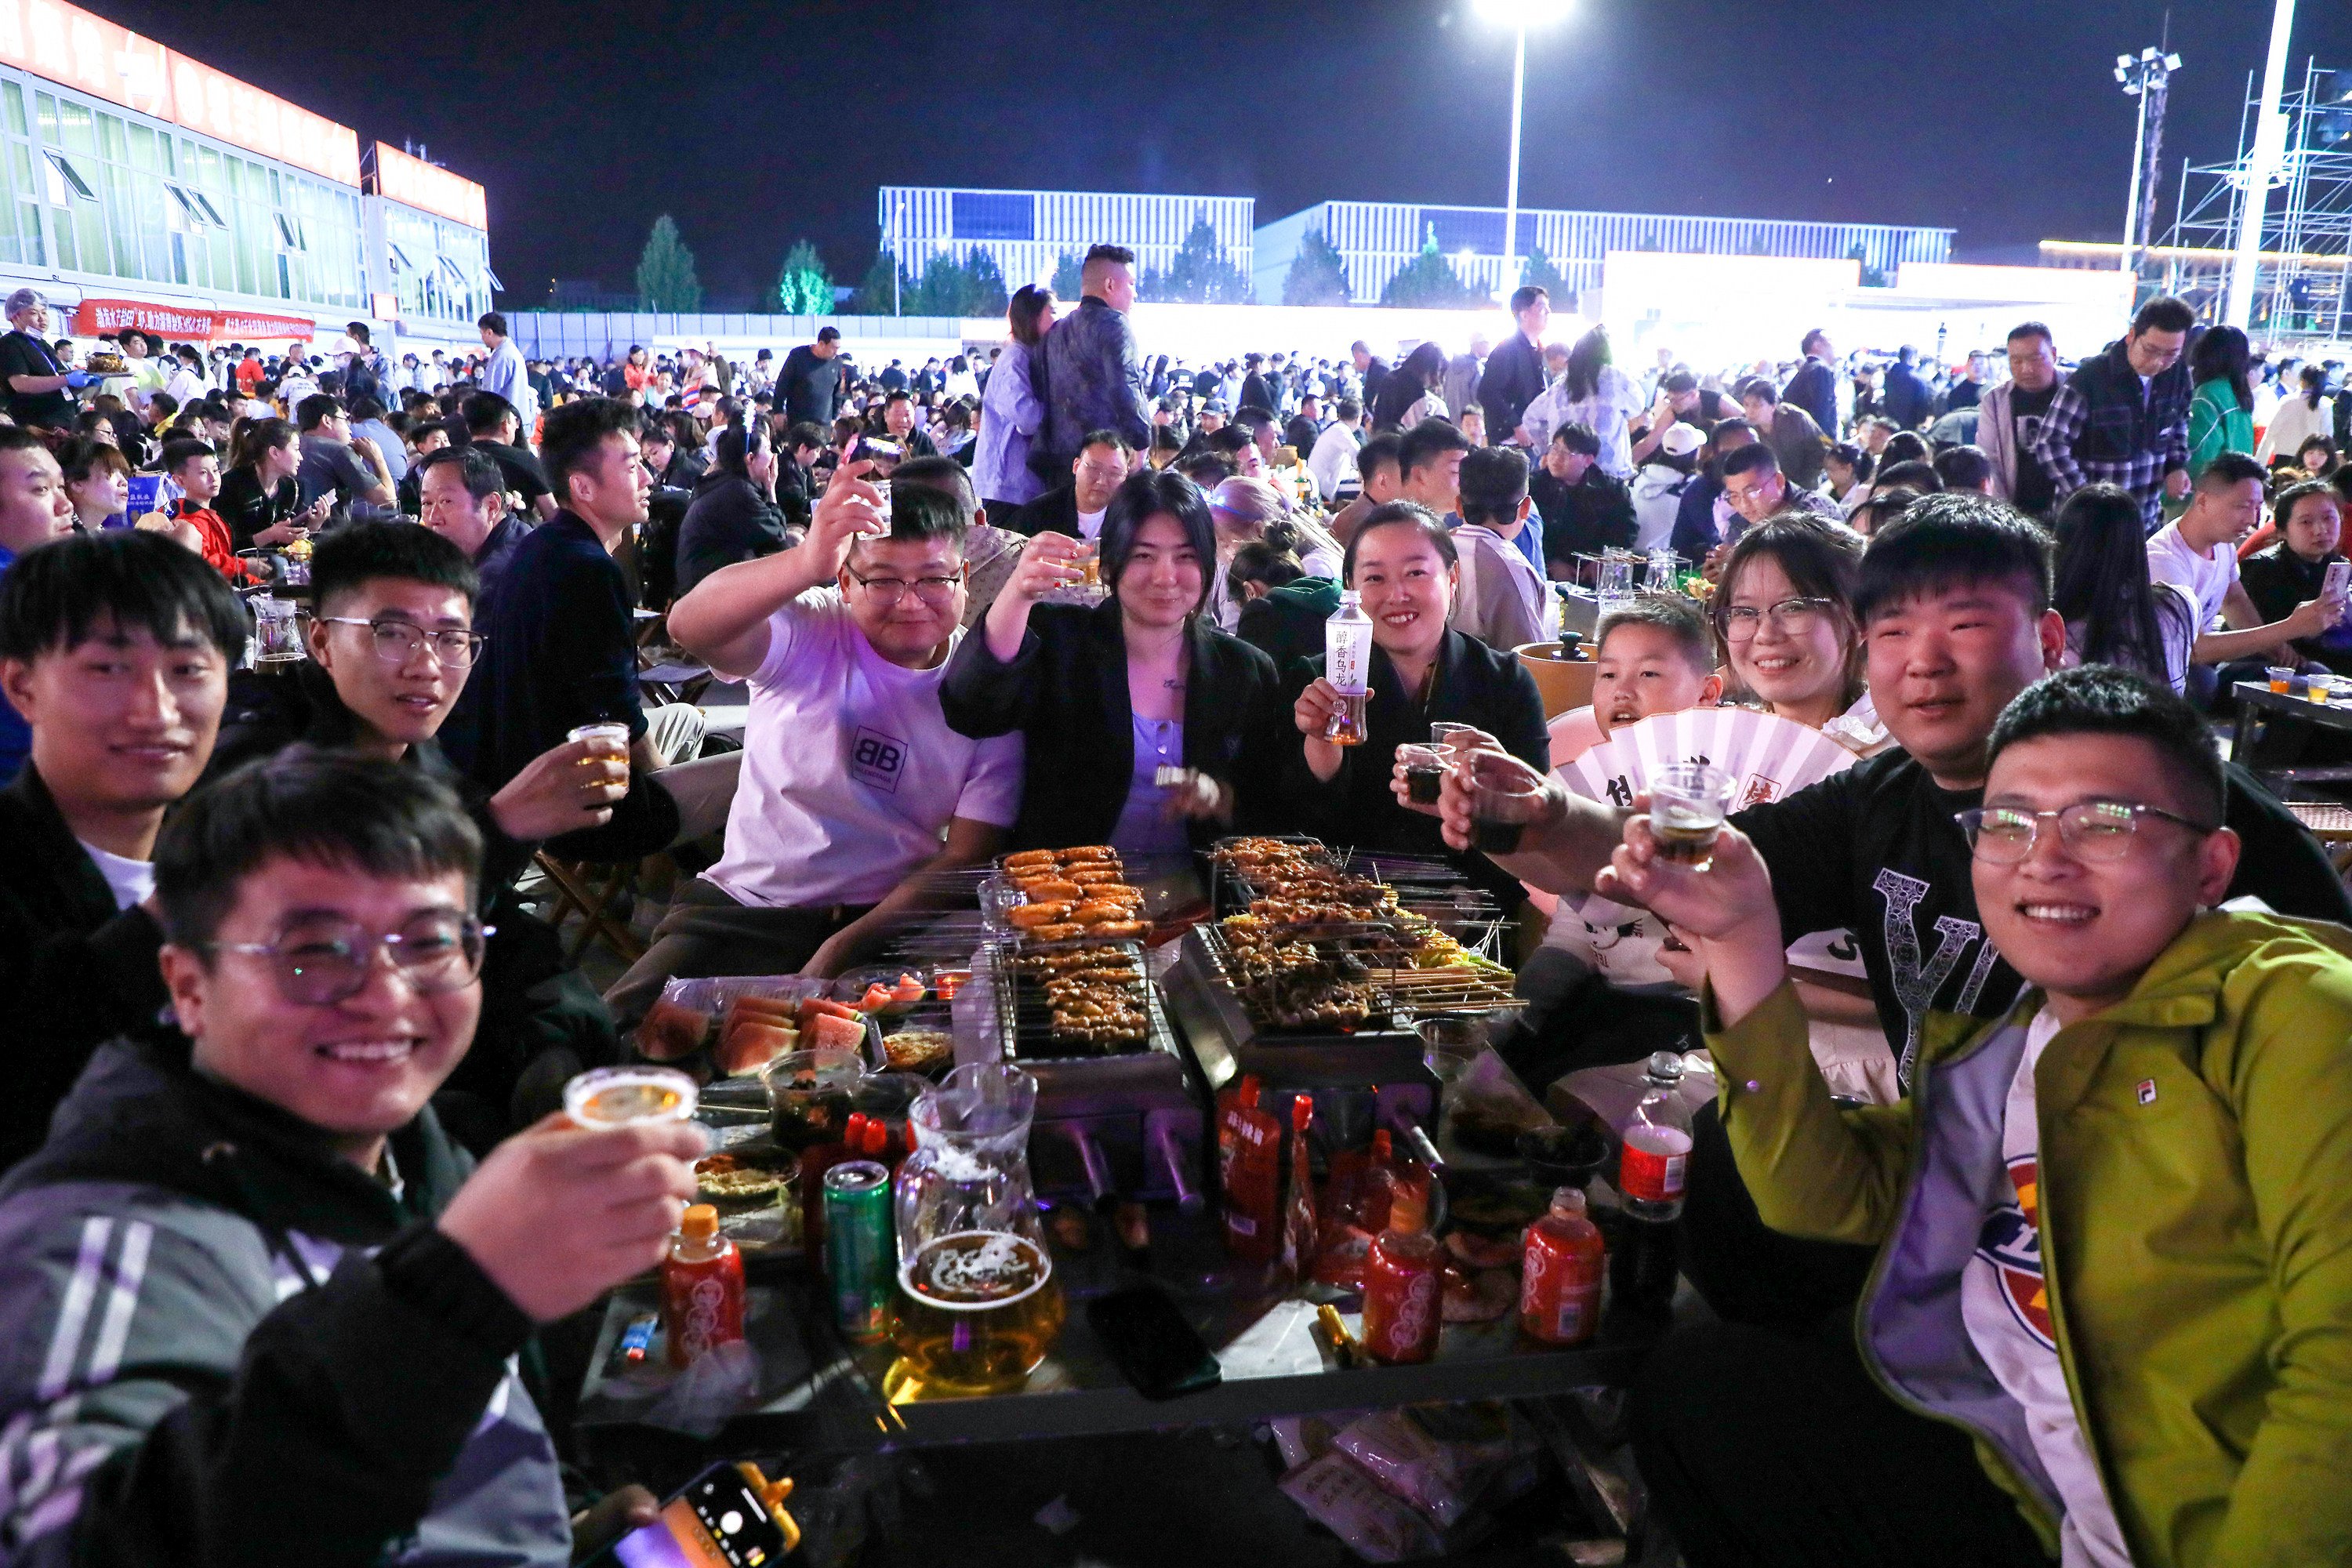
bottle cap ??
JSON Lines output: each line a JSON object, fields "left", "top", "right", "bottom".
{"left": 1292, "top": 1094, "right": 1314, "bottom": 1132}
{"left": 1646, "top": 1050, "right": 1687, "bottom": 1085}
{"left": 1552, "top": 1187, "right": 1588, "bottom": 1218}
{"left": 1388, "top": 1185, "right": 1427, "bottom": 1234}
{"left": 681, "top": 1203, "right": 719, "bottom": 1240}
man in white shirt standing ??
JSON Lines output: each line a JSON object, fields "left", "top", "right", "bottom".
{"left": 1308, "top": 396, "right": 1364, "bottom": 503}
{"left": 606, "top": 464, "right": 1022, "bottom": 1022}
{"left": 476, "top": 311, "right": 537, "bottom": 446}
{"left": 2147, "top": 450, "right": 2339, "bottom": 677}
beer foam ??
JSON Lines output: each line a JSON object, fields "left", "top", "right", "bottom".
{"left": 902, "top": 1229, "right": 1051, "bottom": 1310}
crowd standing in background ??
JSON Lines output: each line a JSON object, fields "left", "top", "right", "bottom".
{"left": 1, "top": 256, "right": 2351, "bottom": 1568}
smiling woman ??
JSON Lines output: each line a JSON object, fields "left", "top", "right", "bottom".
{"left": 941, "top": 468, "right": 1289, "bottom": 859}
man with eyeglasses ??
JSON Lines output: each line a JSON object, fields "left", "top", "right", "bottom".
{"left": 1718, "top": 440, "right": 1842, "bottom": 532}
{"left": 1612, "top": 666, "right": 2352, "bottom": 1568}
{"left": 293, "top": 392, "right": 396, "bottom": 522}
{"left": 0, "top": 750, "right": 701, "bottom": 1563}
{"left": 1005, "top": 428, "right": 1132, "bottom": 542}
{"left": 1425, "top": 493, "right": 2350, "bottom": 1326}
{"left": 0, "top": 532, "right": 245, "bottom": 1170}
{"left": 607, "top": 463, "right": 1021, "bottom": 1026}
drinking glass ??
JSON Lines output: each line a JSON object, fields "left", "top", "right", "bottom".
{"left": 564, "top": 1065, "right": 699, "bottom": 1128}
{"left": 1648, "top": 762, "right": 1740, "bottom": 871}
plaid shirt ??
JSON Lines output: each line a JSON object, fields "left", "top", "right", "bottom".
{"left": 2027, "top": 338, "right": 2190, "bottom": 529}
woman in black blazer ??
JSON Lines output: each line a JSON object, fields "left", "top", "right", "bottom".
{"left": 941, "top": 468, "right": 1287, "bottom": 862}
{"left": 1287, "top": 502, "right": 1550, "bottom": 895}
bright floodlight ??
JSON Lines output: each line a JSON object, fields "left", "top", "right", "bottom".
{"left": 1473, "top": 0, "right": 1572, "bottom": 27}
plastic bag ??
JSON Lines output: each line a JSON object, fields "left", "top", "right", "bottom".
{"left": 1331, "top": 1404, "right": 1541, "bottom": 1530}
{"left": 642, "top": 1338, "right": 760, "bottom": 1439}
{"left": 1278, "top": 1452, "right": 1443, "bottom": 1563}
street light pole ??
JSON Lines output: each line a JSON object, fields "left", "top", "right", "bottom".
{"left": 1504, "top": 24, "right": 1526, "bottom": 293}
{"left": 1473, "top": 0, "right": 1570, "bottom": 294}
{"left": 2115, "top": 45, "right": 2183, "bottom": 292}
{"left": 2225, "top": 0, "right": 2298, "bottom": 331}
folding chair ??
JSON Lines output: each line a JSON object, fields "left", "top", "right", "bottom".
{"left": 2287, "top": 800, "right": 2352, "bottom": 879}
{"left": 532, "top": 851, "right": 648, "bottom": 966}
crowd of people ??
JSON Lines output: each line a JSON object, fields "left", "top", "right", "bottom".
{"left": 0, "top": 244, "right": 2347, "bottom": 1567}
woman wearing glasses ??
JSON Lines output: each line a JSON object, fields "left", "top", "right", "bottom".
{"left": 941, "top": 467, "right": 1287, "bottom": 865}
{"left": 1711, "top": 514, "right": 1887, "bottom": 753}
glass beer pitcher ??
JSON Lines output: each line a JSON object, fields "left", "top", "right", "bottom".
{"left": 887, "top": 1063, "right": 1065, "bottom": 1396}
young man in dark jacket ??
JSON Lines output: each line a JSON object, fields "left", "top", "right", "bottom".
{"left": 1780, "top": 328, "right": 1838, "bottom": 436}
{"left": 0, "top": 752, "right": 699, "bottom": 1565}
{"left": 1037, "top": 245, "right": 1151, "bottom": 465}
{"left": 1531, "top": 421, "right": 1638, "bottom": 567}
{"left": 0, "top": 532, "right": 245, "bottom": 1169}
{"left": 1479, "top": 285, "right": 1552, "bottom": 444}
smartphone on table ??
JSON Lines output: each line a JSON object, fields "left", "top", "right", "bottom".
{"left": 582, "top": 1461, "right": 799, "bottom": 1567}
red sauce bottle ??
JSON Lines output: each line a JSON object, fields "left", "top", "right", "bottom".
{"left": 660, "top": 1203, "right": 746, "bottom": 1367}
{"left": 1220, "top": 1078, "right": 1283, "bottom": 1264}
{"left": 1359, "top": 1185, "right": 1443, "bottom": 1365}
{"left": 1279, "top": 1094, "right": 1319, "bottom": 1283}
{"left": 1519, "top": 1187, "right": 1606, "bottom": 1346}
{"left": 799, "top": 1116, "right": 860, "bottom": 1254}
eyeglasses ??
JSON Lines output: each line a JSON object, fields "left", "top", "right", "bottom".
{"left": 318, "top": 617, "right": 488, "bottom": 668}
{"left": 844, "top": 567, "right": 961, "bottom": 606}
{"left": 208, "top": 913, "right": 491, "bottom": 1005}
{"left": 1954, "top": 801, "right": 2216, "bottom": 864}
{"left": 1721, "top": 597, "right": 1832, "bottom": 641}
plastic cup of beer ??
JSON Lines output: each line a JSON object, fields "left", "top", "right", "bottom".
{"left": 1397, "top": 742, "right": 1455, "bottom": 806}
{"left": 1465, "top": 752, "right": 1547, "bottom": 855}
{"left": 2268, "top": 666, "right": 2296, "bottom": 695}
{"left": 2313, "top": 677, "right": 2336, "bottom": 706}
{"left": 569, "top": 722, "right": 631, "bottom": 784}
{"left": 564, "top": 1065, "right": 699, "bottom": 1129}
{"left": 1074, "top": 539, "right": 1101, "bottom": 587}
{"left": 1648, "top": 762, "right": 1739, "bottom": 872}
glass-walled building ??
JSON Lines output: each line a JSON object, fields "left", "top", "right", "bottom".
{"left": 878, "top": 185, "right": 1254, "bottom": 290}
{"left": 0, "top": 0, "right": 492, "bottom": 349}
{"left": 364, "top": 142, "right": 496, "bottom": 330}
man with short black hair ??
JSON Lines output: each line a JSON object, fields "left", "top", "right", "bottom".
{"left": 881, "top": 389, "right": 938, "bottom": 459}
{"left": 1350, "top": 340, "right": 1390, "bottom": 408}
{"left": 1531, "top": 421, "right": 1638, "bottom": 566}
{"left": 1330, "top": 430, "right": 1406, "bottom": 548}
{"left": 1397, "top": 419, "right": 1473, "bottom": 521}
{"left": 1720, "top": 442, "right": 1843, "bottom": 531}
{"left": 477, "top": 309, "right": 537, "bottom": 441}
{"left": 2030, "top": 296, "right": 2198, "bottom": 529}
{"left": 0, "top": 530, "right": 245, "bottom": 1167}
{"left": 1781, "top": 328, "right": 1838, "bottom": 435}
{"left": 295, "top": 394, "right": 395, "bottom": 518}
{"left": 1671, "top": 416, "right": 1761, "bottom": 561}
{"left": 778, "top": 325, "right": 847, "bottom": 428}
{"left": 1308, "top": 395, "right": 1364, "bottom": 503}
{"left": 1039, "top": 243, "right": 1149, "bottom": 463}
{"left": 2151, "top": 450, "right": 2342, "bottom": 673}
{"left": 1007, "top": 429, "right": 1131, "bottom": 541}
{"left": 418, "top": 445, "right": 524, "bottom": 601}
{"left": 1933, "top": 445, "right": 1995, "bottom": 495}
{"left": 0, "top": 749, "right": 699, "bottom": 1563}
{"left": 462, "top": 390, "right": 557, "bottom": 520}
{"left": 1980, "top": 322, "right": 2067, "bottom": 516}
{"left": 1737, "top": 376, "right": 1829, "bottom": 492}
{"left": 619, "top": 466, "right": 1020, "bottom": 1014}
{"left": 1882, "top": 344, "right": 1936, "bottom": 430}
{"left": 1481, "top": 285, "right": 1552, "bottom": 445}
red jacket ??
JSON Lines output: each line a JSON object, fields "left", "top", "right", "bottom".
{"left": 174, "top": 502, "right": 260, "bottom": 584}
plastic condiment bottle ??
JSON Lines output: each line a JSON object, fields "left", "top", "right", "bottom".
{"left": 1359, "top": 1185, "right": 1443, "bottom": 1365}
{"left": 1519, "top": 1187, "right": 1606, "bottom": 1345}
{"left": 660, "top": 1204, "right": 746, "bottom": 1368}
{"left": 1279, "top": 1094, "right": 1320, "bottom": 1282}
{"left": 1221, "top": 1078, "right": 1283, "bottom": 1264}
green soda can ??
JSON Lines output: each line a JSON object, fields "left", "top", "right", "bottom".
{"left": 823, "top": 1160, "right": 895, "bottom": 1342}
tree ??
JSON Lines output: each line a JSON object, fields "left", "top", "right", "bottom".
{"left": 1138, "top": 216, "right": 1252, "bottom": 303}
{"left": 1051, "top": 252, "right": 1084, "bottom": 300}
{"left": 1283, "top": 230, "right": 1352, "bottom": 307}
{"left": 1519, "top": 246, "right": 1572, "bottom": 305}
{"left": 851, "top": 249, "right": 909, "bottom": 314}
{"left": 774, "top": 238, "right": 833, "bottom": 315}
{"left": 635, "top": 215, "right": 702, "bottom": 313}
{"left": 902, "top": 251, "right": 1011, "bottom": 318}
{"left": 1380, "top": 233, "right": 1487, "bottom": 309}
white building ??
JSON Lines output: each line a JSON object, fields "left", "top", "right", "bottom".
{"left": 878, "top": 185, "right": 1252, "bottom": 290}
{"left": 0, "top": 0, "right": 495, "bottom": 354}
{"left": 1254, "top": 200, "right": 1954, "bottom": 306}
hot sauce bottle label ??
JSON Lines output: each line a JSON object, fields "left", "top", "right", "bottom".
{"left": 1374, "top": 1270, "right": 1439, "bottom": 1359}
{"left": 1619, "top": 1126, "right": 1692, "bottom": 1203}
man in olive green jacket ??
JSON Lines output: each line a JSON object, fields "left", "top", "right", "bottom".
{"left": 1606, "top": 666, "right": 2352, "bottom": 1568}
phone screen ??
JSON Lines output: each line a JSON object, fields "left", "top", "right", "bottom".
{"left": 602, "top": 1466, "right": 789, "bottom": 1568}
{"left": 1087, "top": 1286, "right": 1220, "bottom": 1400}
{"left": 2326, "top": 560, "right": 2350, "bottom": 600}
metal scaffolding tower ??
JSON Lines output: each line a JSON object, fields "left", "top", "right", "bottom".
{"left": 2166, "top": 58, "right": 2352, "bottom": 344}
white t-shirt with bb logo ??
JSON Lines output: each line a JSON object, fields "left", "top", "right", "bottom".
{"left": 704, "top": 587, "right": 1022, "bottom": 909}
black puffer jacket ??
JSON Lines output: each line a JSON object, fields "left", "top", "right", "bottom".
{"left": 675, "top": 470, "right": 793, "bottom": 597}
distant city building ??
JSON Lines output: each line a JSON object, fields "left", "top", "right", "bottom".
{"left": 878, "top": 186, "right": 1254, "bottom": 289}
{"left": 0, "top": 0, "right": 495, "bottom": 351}
{"left": 1254, "top": 201, "right": 1955, "bottom": 305}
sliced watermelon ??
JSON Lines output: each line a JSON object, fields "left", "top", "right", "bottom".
{"left": 808, "top": 1011, "right": 866, "bottom": 1052}
{"left": 858, "top": 984, "right": 894, "bottom": 1013}
{"left": 891, "top": 973, "right": 927, "bottom": 1004}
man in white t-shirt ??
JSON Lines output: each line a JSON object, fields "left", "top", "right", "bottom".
{"left": 606, "top": 460, "right": 1022, "bottom": 1023}
{"left": 2147, "top": 450, "right": 2340, "bottom": 673}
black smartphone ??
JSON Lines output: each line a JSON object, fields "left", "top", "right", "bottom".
{"left": 581, "top": 1461, "right": 795, "bottom": 1567}
{"left": 1087, "top": 1285, "right": 1221, "bottom": 1401}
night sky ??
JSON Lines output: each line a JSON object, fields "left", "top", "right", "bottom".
{"left": 85, "top": 0, "right": 2352, "bottom": 303}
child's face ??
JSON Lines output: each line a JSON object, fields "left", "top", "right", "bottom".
{"left": 1592, "top": 621, "right": 1718, "bottom": 736}
{"left": 1973, "top": 733, "right": 2238, "bottom": 1023}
